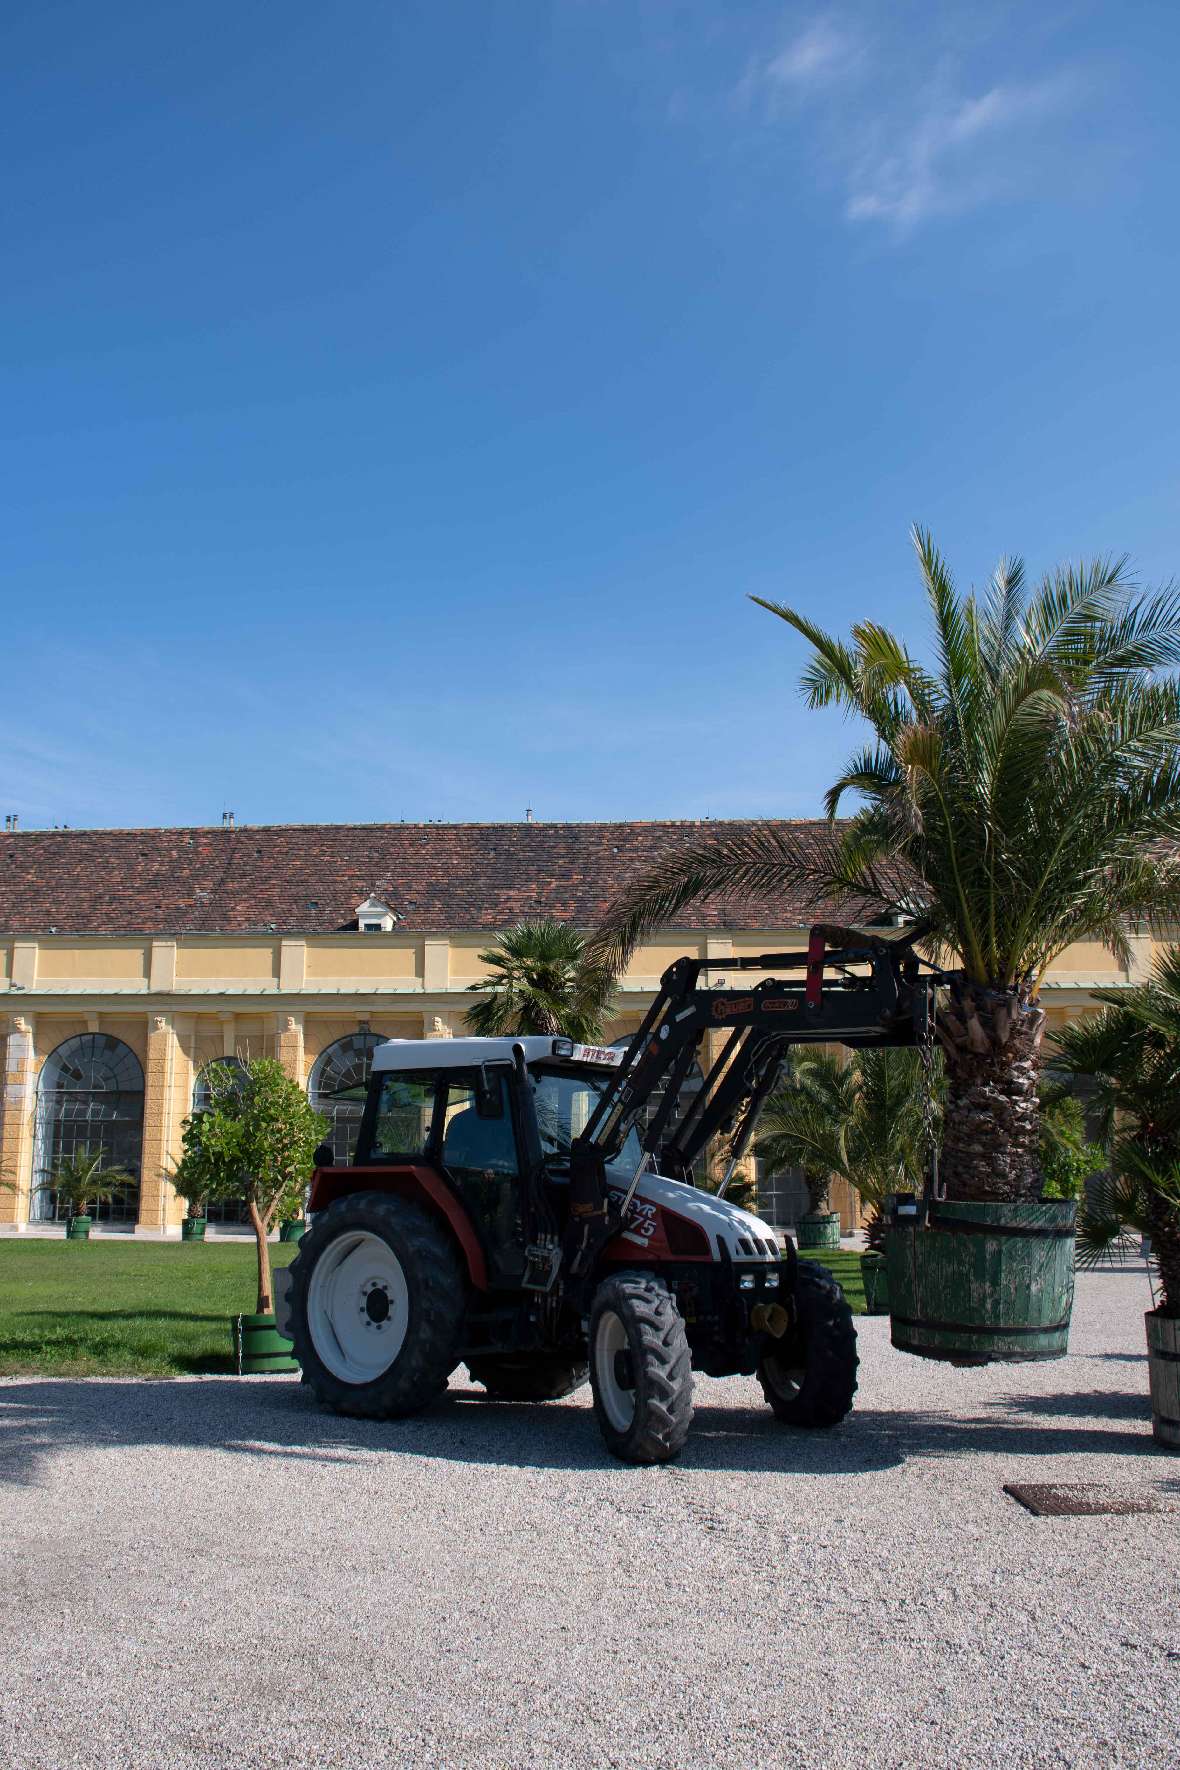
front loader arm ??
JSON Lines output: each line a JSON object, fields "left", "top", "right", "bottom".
{"left": 563, "top": 923, "right": 941, "bottom": 1275}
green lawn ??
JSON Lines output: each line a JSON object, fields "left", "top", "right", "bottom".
{"left": 793, "top": 1245, "right": 871, "bottom": 1314}
{"left": 0, "top": 1239, "right": 298, "bottom": 1378}
{"left": 0, "top": 1236, "right": 874, "bottom": 1380}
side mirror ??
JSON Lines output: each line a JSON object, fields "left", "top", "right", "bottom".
{"left": 313, "top": 1142, "right": 335, "bottom": 1168}
{"left": 475, "top": 1065, "right": 504, "bottom": 1120}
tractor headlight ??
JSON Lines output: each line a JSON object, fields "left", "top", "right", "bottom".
{"left": 764, "top": 1272, "right": 779, "bottom": 1288}
{"left": 739, "top": 1274, "right": 756, "bottom": 1290}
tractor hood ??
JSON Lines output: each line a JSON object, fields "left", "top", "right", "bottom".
{"left": 630, "top": 1170, "right": 782, "bottom": 1264}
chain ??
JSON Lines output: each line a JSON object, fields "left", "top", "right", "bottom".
{"left": 919, "top": 981, "right": 944, "bottom": 1201}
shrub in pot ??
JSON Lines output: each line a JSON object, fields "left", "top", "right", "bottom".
{"left": 591, "top": 532, "right": 1180, "bottom": 1359}
{"left": 173, "top": 1058, "right": 327, "bottom": 1372}
{"left": 754, "top": 1050, "right": 855, "bottom": 1250}
{"left": 168, "top": 1166, "right": 210, "bottom": 1241}
{"left": 1055, "top": 951, "right": 1180, "bottom": 1448}
{"left": 36, "top": 1147, "right": 134, "bottom": 1239}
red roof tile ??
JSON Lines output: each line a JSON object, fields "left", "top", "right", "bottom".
{"left": 0, "top": 820, "right": 834, "bottom": 937}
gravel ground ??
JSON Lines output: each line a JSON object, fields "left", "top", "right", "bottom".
{"left": 2, "top": 1265, "right": 1177, "bottom": 1770}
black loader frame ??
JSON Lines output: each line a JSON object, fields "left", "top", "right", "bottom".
{"left": 563, "top": 921, "right": 940, "bottom": 1291}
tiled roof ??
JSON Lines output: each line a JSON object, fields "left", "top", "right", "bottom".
{"left": 0, "top": 821, "right": 835, "bottom": 938}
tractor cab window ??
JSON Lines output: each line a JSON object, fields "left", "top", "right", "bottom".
{"left": 441, "top": 1077, "right": 517, "bottom": 1175}
{"left": 369, "top": 1072, "right": 438, "bottom": 1161}
{"left": 531, "top": 1067, "right": 645, "bottom": 1186}
{"left": 440, "top": 1069, "right": 523, "bottom": 1284}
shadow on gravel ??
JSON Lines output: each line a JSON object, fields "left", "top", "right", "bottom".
{"left": 993, "top": 1388, "right": 1151, "bottom": 1422}
{"left": 0, "top": 1374, "right": 1165, "bottom": 1489}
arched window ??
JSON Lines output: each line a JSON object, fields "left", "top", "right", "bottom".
{"left": 309, "top": 1032, "right": 383, "bottom": 1162}
{"left": 190, "top": 1058, "right": 250, "bottom": 1224}
{"left": 192, "top": 1056, "right": 247, "bottom": 1115}
{"left": 34, "top": 1034, "right": 144, "bottom": 1223}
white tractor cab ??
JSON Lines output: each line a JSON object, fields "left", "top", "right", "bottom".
{"left": 279, "top": 925, "right": 937, "bottom": 1463}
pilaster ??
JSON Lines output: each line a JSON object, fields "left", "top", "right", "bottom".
{"left": 138, "top": 1013, "right": 185, "bottom": 1234}
{"left": 423, "top": 938, "right": 449, "bottom": 994}
{"left": 0, "top": 1015, "right": 37, "bottom": 1227}
{"left": 149, "top": 940, "right": 177, "bottom": 992}
{"left": 276, "top": 1011, "right": 305, "bottom": 1083}
{"left": 11, "top": 943, "right": 36, "bottom": 989}
{"left": 279, "top": 940, "right": 307, "bottom": 990}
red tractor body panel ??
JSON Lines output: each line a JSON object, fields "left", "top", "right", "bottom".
{"left": 307, "top": 1164, "right": 490, "bottom": 1291}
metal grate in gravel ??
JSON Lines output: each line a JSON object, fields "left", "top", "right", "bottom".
{"left": 1004, "top": 1482, "right": 1168, "bottom": 1517}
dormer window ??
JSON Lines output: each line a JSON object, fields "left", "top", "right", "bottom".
{"left": 355, "top": 895, "right": 397, "bottom": 934}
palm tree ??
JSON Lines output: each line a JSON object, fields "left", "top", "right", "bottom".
{"left": 591, "top": 530, "right": 1180, "bottom": 1202}
{"left": 465, "top": 918, "right": 615, "bottom": 1041}
{"left": 1053, "top": 947, "right": 1180, "bottom": 1313}
{"left": 755, "top": 1048, "right": 934, "bottom": 1250}
{"left": 38, "top": 1146, "right": 135, "bottom": 1219}
{"left": 754, "top": 1050, "right": 856, "bottom": 1217}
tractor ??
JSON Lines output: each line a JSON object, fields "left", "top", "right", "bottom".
{"left": 275, "top": 925, "right": 936, "bottom": 1463}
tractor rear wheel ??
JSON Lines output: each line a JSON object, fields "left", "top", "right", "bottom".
{"left": 758, "top": 1258, "right": 858, "bottom": 1428}
{"left": 289, "top": 1192, "right": 464, "bottom": 1418}
{"left": 467, "top": 1355, "right": 588, "bottom": 1401}
{"left": 589, "top": 1272, "right": 693, "bottom": 1464}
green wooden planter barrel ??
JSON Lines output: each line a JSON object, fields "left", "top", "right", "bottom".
{"left": 234, "top": 1313, "right": 300, "bottom": 1374}
{"left": 885, "top": 1197, "right": 1076, "bottom": 1365}
{"left": 66, "top": 1215, "right": 92, "bottom": 1241}
{"left": 797, "top": 1212, "right": 841, "bottom": 1250}
{"left": 861, "top": 1255, "right": 890, "bottom": 1315}
{"left": 181, "top": 1217, "right": 207, "bottom": 1242}
{"left": 278, "top": 1219, "right": 306, "bottom": 1243}
{"left": 1145, "top": 1311, "right": 1180, "bottom": 1450}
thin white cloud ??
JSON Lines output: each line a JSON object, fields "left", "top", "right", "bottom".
{"left": 766, "top": 18, "right": 858, "bottom": 91}
{"left": 847, "top": 72, "right": 1083, "bottom": 228}
{"left": 740, "top": 9, "right": 1091, "bottom": 234}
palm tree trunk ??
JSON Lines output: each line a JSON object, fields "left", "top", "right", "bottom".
{"left": 1146, "top": 1193, "right": 1180, "bottom": 1318}
{"left": 937, "top": 985, "right": 1045, "bottom": 1202}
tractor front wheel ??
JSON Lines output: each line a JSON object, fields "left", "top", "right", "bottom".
{"left": 589, "top": 1272, "right": 693, "bottom": 1464}
{"left": 758, "top": 1258, "right": 858, "bottom": 1428}
{"left": 289, "top": 1193, "right": 464, "bottom": 1419}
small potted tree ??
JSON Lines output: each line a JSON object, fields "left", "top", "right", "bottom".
{"left": 754, "top": 1051, "right": 855, "bottom": 1251}
{"left": 1055, "top": 949, "right": 1180, "bottom": 1448}
{"left": 169, "top": 1167, "right": 209, "bottom": 1242}
{"left": 38, "top": 1146, "right": 134, "bottom": 1239}
{"left": 172, "top": 1057, "right": 326, "bottom": 1371}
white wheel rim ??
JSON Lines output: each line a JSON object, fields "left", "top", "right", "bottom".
{"left": 594, "top": 1309, "right": 636, "bottom": 1432}
{"left": 307, "top": 1229, "right": 410, "bottom": 1384}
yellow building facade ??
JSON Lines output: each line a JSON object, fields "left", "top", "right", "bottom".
{"left": 0, "top": 820, "right": 1151, "bottom": 1235}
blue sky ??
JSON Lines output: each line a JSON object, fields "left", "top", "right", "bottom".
{"left": 2, "top": 1, "right": 1177, "bottom": 830}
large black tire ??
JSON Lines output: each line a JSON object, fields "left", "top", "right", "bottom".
{"left": 466, "top": 1355, "right": 589, "bottom": 1401}
{"left": 589, "top": 1272, "right": 693, "bottom": 1464}
{"left": 288, "top": 1192, "right": 464, "bottom": 1419}
{"left": 758, "top": 1258, "right": 858, "bottom": 1427}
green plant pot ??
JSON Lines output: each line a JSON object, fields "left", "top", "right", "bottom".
{"left": 796, "top": 1212, "right": 841, "bottom": 1250}
{"left": 234, "top": 1313, "right": 300, "bottom": 1375}
{"left": 66, "top": 1215, "right": 92, "bottom": 1241}
{"left": 861, "top": 1255, "right": 889, "bottom": 1315}
{"left": 1145, "top": 1310, "right": 1180, "bottom": 1450}
{"left": 181, "top": 1217, "right": 207, "bottom": 1242}
{"left": 885, "top": 1198, "right": 1076, "bottom": 1364}
{"left": 278, "top": 1219, "right": 306, "bottom": 1243}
